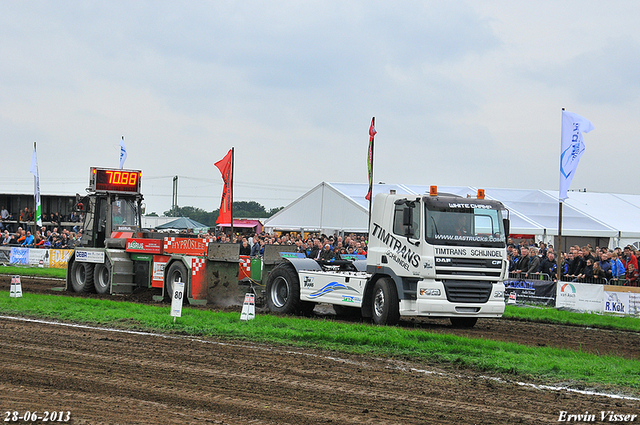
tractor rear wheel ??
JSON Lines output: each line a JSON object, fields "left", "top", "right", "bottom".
{"left": 70, "top": 261, "right": 95, "bottom": 293}
{"left": 93, "top": 261, "right": 112, "bottom": 294}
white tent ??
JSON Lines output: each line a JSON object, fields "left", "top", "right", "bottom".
{"left": 264, "top": 182, "right": 640, "bottom": 249}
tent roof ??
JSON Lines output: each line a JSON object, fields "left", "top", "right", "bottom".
{"left": 156, "top": 217, "right": 208, "bottom": 230}
{"left": 265, "top": 182, "right": 640, "bottom": 241}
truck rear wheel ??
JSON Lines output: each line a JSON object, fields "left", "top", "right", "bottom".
{"left": 70, "top": 261, "right": 95, "bottom": 293}
{"left": 266, "top": 263, "right": 302, "bottom": 315}
{"left": 93, "top": 261, "right": 112, "bottom": 295}
{"left": 165, "top": 262, "right": 189, "bottom": 302}
{"left": 450, "top": 317, "right": 478, "bottom": 328}
{"left": 371, "top": 278, "right": 400, "bottom": 325}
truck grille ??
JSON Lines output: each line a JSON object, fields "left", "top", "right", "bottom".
{"left": 442, "top": 280, "right": 492, "bottom": 303}
{"left": 435, "top": 257, "right": 502, "bottom": 278}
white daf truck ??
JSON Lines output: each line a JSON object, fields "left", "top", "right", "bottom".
{"left": 265, "top": 188, "right": 509, "bottom": 327}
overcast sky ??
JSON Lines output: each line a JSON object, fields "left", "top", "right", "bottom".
{"left": 2, "top": 1, "right": 639, "bottom": 215}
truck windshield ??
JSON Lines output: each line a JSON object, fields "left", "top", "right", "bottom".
{"left": 111, "top": 198, "right": 139, "bottom": 230}
{"left": 425, "top": 203, "right": 506, "bottom": 247}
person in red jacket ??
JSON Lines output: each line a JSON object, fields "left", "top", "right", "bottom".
{"left": 622, "top": 246, "right": 638, "bottom": 275}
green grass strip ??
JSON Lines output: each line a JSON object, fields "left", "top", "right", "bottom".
{"left": 504, "top": 305, "right": 640, "bottom": 332}
{"left": 0, "top": 292, "right": 638, "bottom": 392}
{"left": 0, "top": 266, "right": 66, "bottom": 279}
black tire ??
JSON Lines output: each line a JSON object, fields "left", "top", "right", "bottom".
{"left": 93, "top": 261, "right": 112, "bottom": 295}
{"left": 165, "top": 261, "right": 189, "bottom": 303}
{"left": 371, "top": 278, "right": 400, "bottom": 325}
{"left": 70, "top": 261, "right": 96, "bottom": 293}
{"left": 266, "top": 263, "right": 302, "bottom": 315}
{"left": 450, "top": 317, "right": 478, "bottom": 328}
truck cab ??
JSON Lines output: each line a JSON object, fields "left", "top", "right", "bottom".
{"left": 265, "top": 188, "right": 509, "bottom": 328}
{"left": 365, "top": 190, "right": 508, "bottom": 326}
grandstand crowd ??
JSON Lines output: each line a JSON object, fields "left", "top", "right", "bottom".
{"left": 0, "top": 206, "right": 82, "bottom": 249}
{"left": 508, "top": 238, "right": 639, "bottom": 286}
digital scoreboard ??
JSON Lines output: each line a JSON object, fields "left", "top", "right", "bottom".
{"left": 90, "top": 167, "right": 142, "bottom": 194}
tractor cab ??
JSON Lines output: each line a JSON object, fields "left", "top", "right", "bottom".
{"left": 75, "top": 167, "right": 144, "bottom": 248}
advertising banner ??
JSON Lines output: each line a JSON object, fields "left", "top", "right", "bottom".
{"left": 10, "top": 247, "right": 29, "bottom": 265}
{"left": 28, "top": 249, "right": 50, "bottom": 267}
{"left": 556, "top": 282, "right": 604, "bottom": 312}
{"left": 50, "top": 249, "right": 74, "bottom": 268}
{"left": 75, "top": 249, "right": 105, "bottom": 264}
{"left": 604, "top": 286, "right": 640, "bottom": 316}
{"left": 163, "top": 237, "right": 213, "bottom": 256}
{"left": 152, "top": 255, "right": 171, "bottom": 288}
{"left": 504, "top": 278, "right": 556, "bottom": 306}
{"left": 126, "top": 238, "right": 163, "bottom": 254}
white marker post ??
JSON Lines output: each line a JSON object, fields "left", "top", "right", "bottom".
{"left": 507, "top": 292, "right": 517, "bottom": 305}
{"left": 240, "top": 293, "right": 255, "bottom": 321}
{"left": 170, "top": 279, "right": 185, "bottom": 322}
{"left": 10, "top": 276, "right": 22, "bottom": 298}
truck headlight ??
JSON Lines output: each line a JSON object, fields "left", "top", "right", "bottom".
{"left": 420, "top": 288, "right": 441, "bottom": 296}
{"left": 493, "top": 291, "right": 504, "bottom": 298}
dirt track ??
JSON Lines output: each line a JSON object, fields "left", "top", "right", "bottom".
{"left": 0, "top": 275, "right": 639, "bottom": 424}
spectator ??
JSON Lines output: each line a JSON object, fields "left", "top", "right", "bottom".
{"left": 1, "top": 230, "right": 11, "bottom": 246}
{"left": 513, "top": 246, "right": 530, "bottom": 276}
{"left": 627, "top": 263, "right": 639, "bottom": 287}
{"left": 21, "top": 230, "right": 34, "bottom": 247}
{"left": 592, "top": 261, "right": 607, "bottom": 284}
{"left": 577, "top": 258, "right": 594, "bottom": 282}
{"left": 540, "top": 252, "right": 557, "bottom": 281}
{"left": 239, "top": 240, "right": 251, "bottom": 256}
{"left": 599, "top": 251, "right": 612, "bottom": 279}
{"left": 622, "top": 246, "right": 638, "bottom": 274}
{"left": 319, "top": 244, "right": 334, "bottom": 261}
{"left": 526, "top": 247, "right": 541, "bottom": 277}
{"left": 610, "top": 252, "right": 626, "bottom": 283}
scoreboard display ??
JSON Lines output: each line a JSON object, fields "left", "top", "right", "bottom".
{"left": 90, "top": 167, "right": 142, "bottom": 194}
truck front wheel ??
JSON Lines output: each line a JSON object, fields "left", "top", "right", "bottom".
{"left": 371, "top": 278, "right": 400, "bottom": 326}
{"left": 266, "top": 263, "right": 301, "bottom": 315}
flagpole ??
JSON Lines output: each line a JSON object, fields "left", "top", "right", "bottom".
{"left": 556, "top": 108, "right": 565, "bottom": 282}
{"left": 368, "top": 117, "right": 375, "bottom": 228}
{"left": 230, "top": 147, "right": 234, "bottom": 239}
{"left": 32, "top": 142, "right": 37, "bottom": 236}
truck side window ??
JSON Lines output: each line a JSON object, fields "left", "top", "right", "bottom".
{"left": 393, "top": 203, "right": 420, "bottom": 239}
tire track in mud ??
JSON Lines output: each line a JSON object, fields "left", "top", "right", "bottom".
{"left": 1, "top": 317, "right": 638, "bottom": 424}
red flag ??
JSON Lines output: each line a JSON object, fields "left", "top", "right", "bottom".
{"left": 365, "top": 118, "right": 376, "bottom": 201}
{"left": 215, "top": 149, "right": 233, "bottom": 224}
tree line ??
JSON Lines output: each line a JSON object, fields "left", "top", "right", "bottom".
{"left": 148, "top": 201, "right": 283, "bottom": 227}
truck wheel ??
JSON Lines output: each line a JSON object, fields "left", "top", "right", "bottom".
{"left": 70, "top": 261, "right": 96, "bottom": 293}
{"left": 165, "top": 262, "right": 189, "bottom": 302}
{"left": 450, "top": 317, "right": 478, "bottom": 328}
{"left": 266, "top": 263, "right": 301, "bottom": 315}
{"left": 371, "top": 278, "right": 400, "bottom": 325}
{"left": 93, "top": 261, "right": 112, "bottom": 295}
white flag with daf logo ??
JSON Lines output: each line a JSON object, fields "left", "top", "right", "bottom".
{"left": 119, "top": 136, "right": 127, "bottom": 169}
{"left": 559, "top": 110, "right": 593, "bottom": 201}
